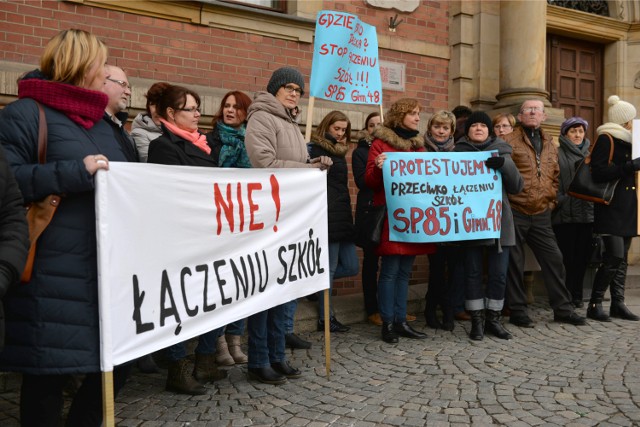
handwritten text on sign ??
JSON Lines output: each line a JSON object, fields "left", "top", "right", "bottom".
{"left": 383, "top": 152, "right": 503, "bottom": 243}
{"left": 310, "top": 11, "right": 382, "bottom": 105}
{"left": 96, "top": 164, "right": 329, "bottom": 370}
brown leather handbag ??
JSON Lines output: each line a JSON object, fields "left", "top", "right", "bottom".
{"left": 21, "top": 102, "right": 61, "bottom": 283}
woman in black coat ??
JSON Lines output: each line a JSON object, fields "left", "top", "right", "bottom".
{"left": 588, "top": 95, "right": 639, "bottom": 322}
{"left": 353, "top": 112, "right": 382, "bottom": 325}
{"left": 0, "top": 29, "right": 131, "bottom": 426}
{"left": 148, "top": 85, "right": 227, "bottom": 395}
{"left": 0, "top": 147, "right": 29, "bottom": 352}
{"left": 309, "top": 110, "right": 359, "bottom": 332}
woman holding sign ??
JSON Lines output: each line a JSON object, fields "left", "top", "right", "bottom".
{"left": 454, "top": 112, "right": 523, "bottom": 341}
{"left": 148, "top": 85, "right": 229, "bottom": 395}
{"left": 0, "top": 29, "right": 133, "bottom": 426}
{"left": 365, "top": 98, "right": 433, "bottom": 344}
{"left": 245, "top": 66, "right": 331, "bottom": 384}
{"left": 422, "top": 110, "right": 462, "bottom": 331}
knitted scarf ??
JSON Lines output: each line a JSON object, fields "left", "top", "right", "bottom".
{"left": 596, "top": 122, "right": 632, "bottom": 143}
{"left": 18, "top": 76, "right": 107, "bottom": 129}
{"left": 160, "top": 118, "right": 210, "bottom": 154}
{"left": 217, "top": 122, "right": 252, "bottom": 168}
{"left": 424, "top": 134, "right": 455, "bottom": 153}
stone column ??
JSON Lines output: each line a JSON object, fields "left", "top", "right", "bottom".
{"left": 494, "top": 0, "right": 550, "bottom": 108}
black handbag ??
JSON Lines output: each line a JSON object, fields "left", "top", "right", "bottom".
{"left": 567, "top": 133, "right": 619, "bottom": 205}
{"left": 354, "top": 203, "right": 386, "bottom": 247}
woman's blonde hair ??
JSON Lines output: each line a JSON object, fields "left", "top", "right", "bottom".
{"left": 492, "top": 113, "right": 516, "bottom": 128}
{"left": 40, "top": 29, "right": 108, "bottom": 86}
{"left": 315, "top": 110, "right": 351, "bottom": 143}
{"left": 428, "top": 110, "right": 456, "bottom": 134}
{"left": 384, "top": 98, "right": 421, "bottom": 129}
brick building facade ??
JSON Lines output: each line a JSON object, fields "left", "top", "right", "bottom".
{"left": 0, "top": 0, "right": 452, "bottom": 296}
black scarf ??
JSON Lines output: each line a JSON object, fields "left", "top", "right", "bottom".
{"left": 393, "top": 126, "right": 419, "bottom": 140}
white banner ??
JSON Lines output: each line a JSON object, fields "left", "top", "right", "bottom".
{"left": 96, "top": 163, "right": 329, "bottom": 371}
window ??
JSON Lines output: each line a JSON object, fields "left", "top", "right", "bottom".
{"left": 205, "top": 0, "right": 286, "bottom": 13}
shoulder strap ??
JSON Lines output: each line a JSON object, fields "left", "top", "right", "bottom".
{"left": 585, "top": 133, "right": 615, "bottom": 165}
{"left": 35, "top": 101, "right": 47, "bottom": 164}
{"left": 606, "top": 133, "right": 614, "bottom": 164}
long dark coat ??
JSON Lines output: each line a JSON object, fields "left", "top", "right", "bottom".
{"left": 591, "top": 130, "right": 637, "bottom": 237}
{"left": 0, "top": 99, "right": 132, "bottom": 374}
{"left": 309, "top": 134, "right": 354, "bottom": 242}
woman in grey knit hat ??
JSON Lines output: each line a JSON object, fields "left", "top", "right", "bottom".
{"left": 244, "top": 66, "right": 331, "bottom": 384}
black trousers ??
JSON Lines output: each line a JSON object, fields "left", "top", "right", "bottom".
{"left": 553, "top": 222, "right": 593, "bottom": 302}
{"left": 20, "top": 363, "right": 131, "bottom": 427}
{"left": 506, "top": 210, "right": 574, "bottom": 317}
{"left": 361, "top": 245, "right": 379, "bottom": 316}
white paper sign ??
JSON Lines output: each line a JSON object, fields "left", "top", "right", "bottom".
{"left": 633, "top": 119, "right": 640, "bottom": 160}
{"left": 96, "top": 163, "right": 329, "bottom": 370}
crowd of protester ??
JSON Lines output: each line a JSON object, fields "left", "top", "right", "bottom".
{"left": 0, "top": 28, "right": 638, "bottom": 425}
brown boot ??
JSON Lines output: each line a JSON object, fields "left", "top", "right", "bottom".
{"left": 226, "top": 334, "right": 248, "bottom": 364}
{"left": 166, "top": 359, "right": 206, "bottom": 395}
{"left": 215, "top": 335, "right": 235, "bottom": 366}
{"left": 193, "top": 353, "right": 227, "bottom": 383}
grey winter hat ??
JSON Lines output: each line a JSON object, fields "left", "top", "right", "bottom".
{"left": 267, "top": 67, "right": 305, "bottom": 96}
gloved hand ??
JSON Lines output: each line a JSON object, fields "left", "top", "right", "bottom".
{"left": 624, "top": 158, "right": 640, "bottom": 173}
{"left": 485, "top": 156, "right": 505, "bottom": 170}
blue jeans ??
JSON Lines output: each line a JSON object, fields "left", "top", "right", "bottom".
{"left": 247, "top": 304, "right": 286, "bottom": 368}
{"left": 165, "top": 327, "right": 223, "bottom": 362}
{"left": 465, "top": 246, "right": 509, "bottom": 311}
{"left": 282, "top": 299, "right": 297, "bottom": 334}
{"left": 318, "top": 241, "right": 359, "bottom": 319}
{"left": 378, "top": 255, "right": 415, "bottom": 323}
{"left": 225, "top": 319, "right": 245, "bottom": 336}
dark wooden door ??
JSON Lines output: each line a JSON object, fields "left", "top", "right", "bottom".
{"left": 547, "top": 35, "right": 603, "bottom": 143}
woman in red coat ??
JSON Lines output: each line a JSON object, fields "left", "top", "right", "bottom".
{"left": 365, "top": 98, "right": 435, "bottom": 343}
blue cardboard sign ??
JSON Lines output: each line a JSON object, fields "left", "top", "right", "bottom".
{"left": 383, "top": 152, "right": 503, "bottom": 243}
{"left": 310, "top": 10, "right": 382, "bottom": 105}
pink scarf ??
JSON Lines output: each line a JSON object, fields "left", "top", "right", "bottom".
{"left": 160, "top": 118, "right": 210, "bottom": 155}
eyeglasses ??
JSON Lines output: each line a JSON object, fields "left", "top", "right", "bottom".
{"left": 178, "top": 107, "right": 202, "bottom": 114}
{"left": 106, "top": 78, "right": 131, "bottom": 90}
{"left": 520, "top": 107, "right": 544, "bottom": 114}
{"left": 282, "top": 84, "right": 304, "bottom": 96}
{"left": 494, "top": 124, "right": 513, "bottom": 129}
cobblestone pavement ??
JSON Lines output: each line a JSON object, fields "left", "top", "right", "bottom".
{"left": 2, "top": 295, "right": 640, "bottom": 426}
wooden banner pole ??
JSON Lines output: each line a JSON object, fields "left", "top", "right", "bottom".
{"left": 303, "top": 95, "right": 330, "bottom": 377}
{"left": 304, "top": 96, "right": 315, "bottom": 143}
{"left": 102, "top": 370, "right": 115, "bottom": 427}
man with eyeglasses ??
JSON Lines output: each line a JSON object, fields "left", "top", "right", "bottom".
{"left": 95, "top": 65, "right": 138, "bottom": 162}
{"left": 504, "top": 99, "right": 587, "bottom": 327}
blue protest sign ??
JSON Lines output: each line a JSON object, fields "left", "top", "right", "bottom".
{"left": 383, "top": 152, "right": 503, "bottom": 243}
{"left": 310, "top": 10, "right": 382, "bottom": 105}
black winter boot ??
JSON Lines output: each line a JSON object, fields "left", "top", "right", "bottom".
{"left": 381, "top": 321, "right": 399, "bottom": 343}
{"left": 469, "top": 310, "right": 484, "bottom": 341}
{"left": 484, "top": 310, "right": 512, "bottom": 340}
{"left": 609, "top": 259, "right": 640, "bottom": 321}
{"left": 441, "top": 305, "right": 455, "bottom": 331}
{"left": 587, "top": 257, "right": 621, "bottom": 322}
{"left": 424, "top": 295, "right": 443, "bottom": 329}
